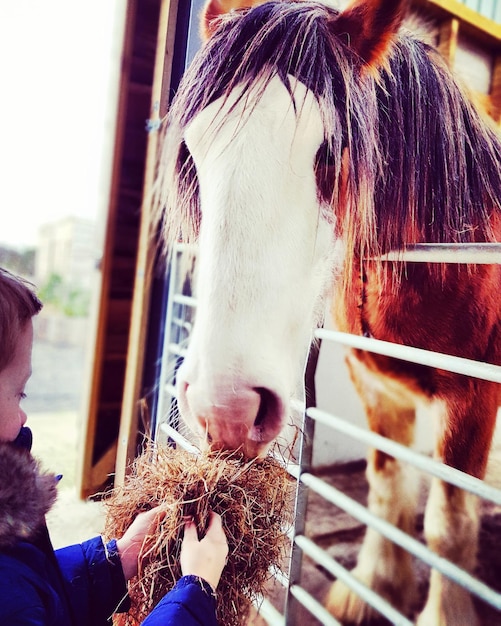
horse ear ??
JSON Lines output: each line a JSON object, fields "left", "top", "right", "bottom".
{"left": 331, "top": 0, "right": 409, "bottom": 68}
{"left": 200, "top": 0, "right": 264, "bottom": 40}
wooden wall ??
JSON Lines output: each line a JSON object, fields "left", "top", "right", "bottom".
{"left": 78, "top": 0, "right": 167, "bottom": 498}
{"left": 414, "top": 0, "right": 501, "bottom": 122}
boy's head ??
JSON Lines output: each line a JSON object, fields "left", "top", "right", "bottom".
{"left": 0, "top": 269, "right": 42, "bottom": 442}
{"left": 0, "top": 269, "right": 42, "bottom": 373}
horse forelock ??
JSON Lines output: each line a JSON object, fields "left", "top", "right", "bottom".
{"left": 156, "top": 2, "right": 378, "bottom": 253}
{"left": 156, "top": 0, "right": 501, "bottom": 272}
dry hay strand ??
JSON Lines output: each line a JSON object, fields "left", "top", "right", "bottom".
{"left": 104, "top": 443, "right": 295, "bottom": 626}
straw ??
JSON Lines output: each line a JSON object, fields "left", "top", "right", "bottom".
{"left": 104, "top": 443, "right": 295, "bottom": 625}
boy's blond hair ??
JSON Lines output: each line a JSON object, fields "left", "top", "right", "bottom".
{"left": 0, "top": 269, "right": 42, "bottom": 372}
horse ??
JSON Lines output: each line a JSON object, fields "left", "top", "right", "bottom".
{"left": 155, "top": 0, "right": 501, "bottom": 623}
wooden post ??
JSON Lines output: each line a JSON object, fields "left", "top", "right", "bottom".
{"left": 438, "top": 17, "right": 460, "bottom": 66}
{"left": 490, "top": 54, "right": 501, "bottom": 125}
{"left": 115, "top": 0, "right": 180, "bottom": 486}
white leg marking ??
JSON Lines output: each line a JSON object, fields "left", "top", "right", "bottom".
{"left": 417, "top": 478, "right": 480, "bottom": 626}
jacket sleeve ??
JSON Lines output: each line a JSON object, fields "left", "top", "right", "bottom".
{"left": 141, "top": 575, "right": 220, "bottom": 626}
{"left": 55, "top": 536, "right": 130, "bottom": 626}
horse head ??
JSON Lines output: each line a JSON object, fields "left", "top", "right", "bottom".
{"left": 159, "top": 0, "right": 409, "bottom": 457}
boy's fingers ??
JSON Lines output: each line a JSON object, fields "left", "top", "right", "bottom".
{"left": 183, "top": 512, "right": 226, "bottom": 544}
{"left": 146, "top": 507, "right": 166, "bottom": 524}
{"left": 206, "top": 512, "right": 228, "bottom": 548}
{"left": 153, "top": 506, "right": 167, "bottom": 519}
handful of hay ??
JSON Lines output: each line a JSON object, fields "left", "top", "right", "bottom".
{"left": 104, "top": 443, "right": 295, "bottom": 625}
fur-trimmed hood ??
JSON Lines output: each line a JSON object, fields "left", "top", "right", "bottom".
{"left": 0, "top": 442, "right": 57, "bottom": 548}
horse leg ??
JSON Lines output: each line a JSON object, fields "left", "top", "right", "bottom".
{"left": 326, "top": 352, "right": 421, "bottom": 623}
{"left": 416, "top": 380, "right": 499, "bottom": 626}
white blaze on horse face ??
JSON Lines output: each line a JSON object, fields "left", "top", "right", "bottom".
{"left": 177, "top": 75, "right": 338, "bottom": 457}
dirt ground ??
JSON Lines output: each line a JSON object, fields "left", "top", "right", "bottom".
{"left": 25, "top": 335, "right": 501, "bottom": 624}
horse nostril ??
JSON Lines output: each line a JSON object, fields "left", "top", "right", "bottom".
{"left": 251, "top": 387, "right": 283, "bottom": 441}
{"left": 254, "top": 388, "right": 273, "bottom": 426}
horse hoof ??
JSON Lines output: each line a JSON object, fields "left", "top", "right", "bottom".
{"left": 416, "top": 586, "right": 480, "bottom": 626}
{"left": 325, "top": 578, "right": 371, "bottom": 624}
{"left": 325, "top": 567, "right": 418, "bottom": 624}
{"left": 416, "top": 606, "right": 479, "bottom": 626}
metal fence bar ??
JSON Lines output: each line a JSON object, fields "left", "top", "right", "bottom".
{"left": 167, "top": 343, "right": 187, "bottom": 358}
{"left": 316, "top": 329, "right": 501, "bottom": 383}
{"left": 165, "top": 383, "right": 177, "bottom": 397}
{"left": 154, "top": 250, "right": 181, "bottom": 433}
{"left": 299, "top": 472, "right": 501, "bottom": 610}
{"left": 308, "top": 408, "right": 501, "bottom": 506}
{"left": 173, "top": 293, "right": 197, "bottom": 307}
{"left": 289, "top": 585, "right": 342, "bottom": 626}
{"left": 159, "top": 422, "right": 199, "bottom": 454}
{"left": 379, "top": 242, "right": 501, "bottom": 263}
{"left": 294, "top": 535, "right": 413, "bottom": 626}
{"left": 253, "top": 598, "right": 285, "bottom": 626}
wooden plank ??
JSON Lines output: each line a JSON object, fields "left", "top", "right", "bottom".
{"left": 438, "top": 17, "right": 460, "bottom": 65}
{"left": 90, "top": 441, "right": 118, "bottom": 490}
{"left": 115, "top": 0, "right": 180, "bottom": 486}
{"left": 411, "top": 0, "right": 500, "bottom": 125}
{"left": 77, "top": 1, "right": 132, "bottom": 499}
{"left": 490, "top": 54, "right": 501, "bottom": 123}
{"left": 413, "top": 0, "right": 501, "bottom": 46}
{"left": 77, "top": 0, "right": 164, "bottom": 499}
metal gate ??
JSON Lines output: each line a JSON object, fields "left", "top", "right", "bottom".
{"left": 152, "top": 243, "right": 501, "bottom": 625}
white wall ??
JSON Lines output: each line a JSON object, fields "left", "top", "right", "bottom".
{"left": 312, "top": 314, "right": 368, "bottom": 467}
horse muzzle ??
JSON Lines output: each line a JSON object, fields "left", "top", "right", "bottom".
{"left": 177, "top": 379, "right": 286, "bottom": 458}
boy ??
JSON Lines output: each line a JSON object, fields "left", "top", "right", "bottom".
{"left": 0, "top": 268, "right": 227, "bottom": 625}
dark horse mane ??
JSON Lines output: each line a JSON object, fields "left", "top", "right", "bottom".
{"left": 157, "top": 0, "right": 501, "bottom": 263}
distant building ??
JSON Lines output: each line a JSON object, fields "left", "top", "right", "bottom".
{"left": 0, "top": 246, "right": 35, "bottom": 278}
{"left": 35, "top": 216, "right": 97, "bottom": 291}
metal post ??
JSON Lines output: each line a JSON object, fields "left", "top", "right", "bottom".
{"left": 284, "top": 338, "right": 321, "bottom": 625}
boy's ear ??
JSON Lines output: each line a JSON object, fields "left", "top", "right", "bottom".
{"left": 330, "top": 0, "right": 409, "bottom": 69}
{"left": 200, "top": 0, "right": 265, "bottom": 41}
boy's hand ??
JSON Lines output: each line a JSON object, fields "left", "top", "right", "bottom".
{"left": 116, "top": 507, "right": 164, "bottom": 580}
{"left": 180, "top": 511, "right": 229, "bottom": 590}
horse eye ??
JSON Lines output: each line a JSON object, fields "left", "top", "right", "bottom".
{"left": 177, "top": 140, "right": 191, "bottom": 170}
{"left": 315, "top": 141, "right": 335, "bottom": 203}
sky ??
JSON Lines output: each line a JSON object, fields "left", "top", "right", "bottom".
{"left": 0, "top": 1, "right": 121, "bottom": 249}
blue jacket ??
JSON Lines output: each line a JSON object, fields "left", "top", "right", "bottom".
{"left": 0, "top": 537, "right": 219, "bottom": 626}
{"left": 0, "top": 432, "right": 220, "bottom": 625}
{"left": 0, "top": 533, "right": 129, "bottom": 625}
{"left": 0, "top": 435, "right": 129, "bottom": 626}
{"left": 142, "top": 575, "right": 219, "bottom": 626}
